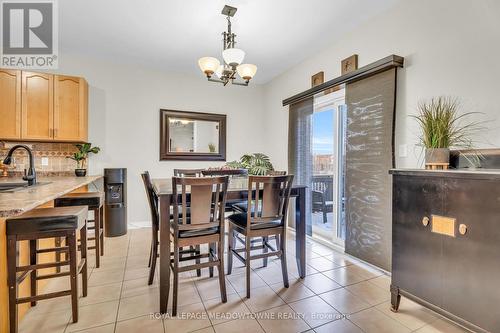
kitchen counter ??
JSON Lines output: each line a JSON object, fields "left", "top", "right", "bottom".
{"left": 0, "top": 175, "right": 103, "bottom": 217}
{"left": 0, "top": 174, "right": 103, "bottom": 332}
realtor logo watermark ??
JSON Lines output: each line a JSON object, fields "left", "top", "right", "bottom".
{"left": 1, "top": 0, "right": 58, "bottom": 69}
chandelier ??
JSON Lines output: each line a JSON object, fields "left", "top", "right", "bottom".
{"left": 198, "top": 5, "right": 257, "bottom": 86}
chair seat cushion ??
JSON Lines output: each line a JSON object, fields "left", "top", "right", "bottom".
{"left": 178, "top": 227, "right": 219, "bottom": 238}
{"left": 54, "top": 192, "right": 104, "bottom": 209}
{"left": 6, "top": 206, "right": 88, "bottom": 235}
{"left": 227, "top": 213, "right": 282, "bottom": 230}
{"left": 170, "top": 216, "right": 219, "bottom": 238}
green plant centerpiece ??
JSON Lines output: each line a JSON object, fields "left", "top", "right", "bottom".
{"left": 412, "top": 96, "right": 482, "bottom": 167}
{"left": 225, "top": 153, "right": 274, "bottom": 175}
{"left": 67, "top": 143, "right": 100, "bottom": 177}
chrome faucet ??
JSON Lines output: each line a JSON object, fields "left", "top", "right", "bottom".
{"left": 3, "top": 144, "right": 37, "bottom": 186}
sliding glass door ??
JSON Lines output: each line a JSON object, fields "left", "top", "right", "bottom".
{"left": 311, "top": 89, "right": 346, "bottom": 247}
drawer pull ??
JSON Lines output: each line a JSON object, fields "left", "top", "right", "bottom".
{"left": 459, "top": 224, "right": 467, "bottom": 235}
{"left": 422, "top": 216, "right": 429, "bottom": 226}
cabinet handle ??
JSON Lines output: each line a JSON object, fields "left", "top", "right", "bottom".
{"left": 49, "top": 128, "right": 53, "bottom": 137}
{"left": 54, "top": 128, "right": 57, "bottom": 137}
{"left": 422, "top": 216, "right": 429, "bottom": 226}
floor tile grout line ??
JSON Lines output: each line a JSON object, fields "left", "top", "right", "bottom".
{"left": 112, "top": 234, "right": 131, "bottom": 333}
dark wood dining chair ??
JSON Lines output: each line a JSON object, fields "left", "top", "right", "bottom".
{"left": 173, "top": 168, "right": 205, "bottom": 177}
{"left": 141, "top": 171, "right": 161, "bottom": 285}
{"left": 172, "top": 169, "right": 205, "bottom": 270}
{"left": 169, "top": 176, "right": 229, "bottom": 315}
{"left": 231, "top": 171, "right": 288, "bottom": 261}
{"left": 227, "top": 175, "right": 294, "bottom": 298}
{"left": 141, "top": 171, "right": 205, "bottom": 285}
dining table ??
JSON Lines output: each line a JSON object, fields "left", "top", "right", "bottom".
{"left": 152, "top": 176, "right": 307, "bottom": 314}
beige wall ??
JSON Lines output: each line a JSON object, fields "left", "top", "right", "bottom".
{"left": 53, "top": 0, "right": 500, "bottom": 224}
{"left": 262, "top": 0, "right": 500, "bottom": 171}
{"left": 54, "top": 55, "right": 266, "bottom": 224}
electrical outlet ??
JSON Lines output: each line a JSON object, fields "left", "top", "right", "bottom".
{"left": 41, "top": 157, "right": 49, "bottom": 166}
{"left": 398, "top": 144, "right": 408, "bottom": 158}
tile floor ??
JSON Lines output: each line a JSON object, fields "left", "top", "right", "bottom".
{"left": 19, "top": 228, "right": 471, "bottom": 333}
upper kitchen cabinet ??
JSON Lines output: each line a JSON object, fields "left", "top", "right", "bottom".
{"left": 0, "top": 69, "right": 22, "bottom": 140}
{"left": 21, "top": 71, "right": 54, "bottom": 140}
{"left": 54, "top": 75, "right": 88, "bottom": 142}
{"left": 0, "top": 70, "right": 88, "bottom": 142}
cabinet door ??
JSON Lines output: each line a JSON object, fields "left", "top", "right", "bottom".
{"left": 392, "top": 175, "right": 445, "bottom": 307}
{"left": 21, "top": 71, "right": 54, "bottom": 140}
{"left": 54, "top": 75, "right": 88, "bottom": 142}
{"left": 442, "top": 177, "right": 500, "bottom": 332}
{"left": 0, "top": 69, "right": 22, "bottom": 139}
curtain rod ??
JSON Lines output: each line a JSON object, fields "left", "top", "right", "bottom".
{"left": 282, "top": 55, "right": 404, "bottom": 106}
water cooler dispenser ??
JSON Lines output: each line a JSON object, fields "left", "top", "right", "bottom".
{"left": 104, "top": 168, "right": 127, "bottom": 237}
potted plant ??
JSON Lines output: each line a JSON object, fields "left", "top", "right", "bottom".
{"left": 67, "top": 143, "right": 100, "bottom": 177}
{"left": 226, "top": 153, "right": 274, "bottom": 175}
{"left": 412, "top": 97, "right": 482, "bottom": 166}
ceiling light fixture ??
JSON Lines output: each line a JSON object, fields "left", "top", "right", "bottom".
{"left": 198, "top": 5, "right": 257, "bottom": 86}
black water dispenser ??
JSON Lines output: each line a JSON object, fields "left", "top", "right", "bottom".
{"left": 104, "top": 168, "right": 127, "bottom": 237}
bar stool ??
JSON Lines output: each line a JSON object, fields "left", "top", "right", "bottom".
{"left": 6, "top": 206, "right": 89, "bottom": 333}
{"left": 54, "top": 192, "right": 104, "bottom": 268}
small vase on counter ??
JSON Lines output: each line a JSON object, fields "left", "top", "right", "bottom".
{"left": 74, "top": 168, "right": 87, "bottom": 177}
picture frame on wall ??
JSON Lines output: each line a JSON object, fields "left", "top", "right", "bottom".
{"left": 341, "top": 54, "right": 359, "bottom": 75}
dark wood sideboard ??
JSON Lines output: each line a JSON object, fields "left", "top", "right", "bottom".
{"left": 390, "top": 169, "right": 500, "bottom": 333}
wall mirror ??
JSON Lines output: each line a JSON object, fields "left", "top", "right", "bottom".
{"left": 160, "top": 109, "right": 226, "bottom": 161}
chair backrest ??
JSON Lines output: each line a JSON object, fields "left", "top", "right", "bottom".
{"left": 172, "top": 176, "right": 229, "bottom": 232}
{"left": 201, "top": 169, "right": 248, "bottom": 177}
{"left": 141, "top": 171, "right": 159, "bottom": 229}
{"left": 246, "top": 175, "right": 294, "bottom": 228}
{"left": 173, "top": 168, "right": 205, "bottom": 177}
{"left": 267, "top": 170, "right": 287, "bottom": 176}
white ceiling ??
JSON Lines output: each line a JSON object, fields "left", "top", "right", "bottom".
{"left": 59, "top": 0, "right": 401, "bottom": 83}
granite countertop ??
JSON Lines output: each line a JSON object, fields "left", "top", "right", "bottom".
{"left": 389, "top": 168, "right": 500, "bottom": 179}
{"left": 0, "top": 175, "right": 103, "bottom": 218}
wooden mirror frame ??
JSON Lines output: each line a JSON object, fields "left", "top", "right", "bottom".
{"left": 159, "top": 109, "right": 227, "bottom": 161}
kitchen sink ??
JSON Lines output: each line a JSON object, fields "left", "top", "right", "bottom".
{"left": 0, "top": 182, "right": 51, "bottom": 193}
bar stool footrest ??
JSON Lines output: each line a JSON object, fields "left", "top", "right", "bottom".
{"left": 17, "top": 290, "right": 72, "bottom": 304}
{"left": 37, "top": 271, "right": 71, "bottom": 280}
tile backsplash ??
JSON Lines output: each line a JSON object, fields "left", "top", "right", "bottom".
{"left": 0, "top": 142, "right": 79, "bottom": 177}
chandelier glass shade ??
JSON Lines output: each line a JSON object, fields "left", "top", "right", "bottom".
{"left": 222, "top": 48, "right": 245, "bottom": 67}
{"left": 198, "top": 5, "right": 257, "bottom": 86}
{"left": 198, "top": 57, "right": 221, "bottom": 76}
